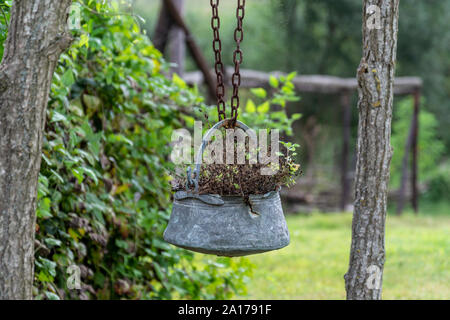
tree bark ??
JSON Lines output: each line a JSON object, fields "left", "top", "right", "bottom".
{"left": 344, "top": 0, "right": 400, "bottom": 300}
{"left": 0, "top": 0, "right": 72, "bottom": 299}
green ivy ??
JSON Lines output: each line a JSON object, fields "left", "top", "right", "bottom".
{"left": 33, "top": 0, "right": 251, "bottom": 300}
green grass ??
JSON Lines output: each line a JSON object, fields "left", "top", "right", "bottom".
{"left": 238, "top": 211, "right": 450, "bottom": 300}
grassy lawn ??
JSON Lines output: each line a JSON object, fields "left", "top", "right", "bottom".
{"left": 239, "top": 211, "right": 450, "bottom": 300}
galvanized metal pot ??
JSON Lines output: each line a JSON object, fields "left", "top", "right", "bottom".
{"left": 164, "top": 190, "right": 290, "bottom": 257}
{"left": 163, "top": 120, "right": 290, "bottom": 257}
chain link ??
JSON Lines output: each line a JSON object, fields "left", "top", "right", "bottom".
{"left": 230, "top": 0, "right": 245, "bottom": 126}
{"left": 210, "top": 0, "right": 245, "bottom": 126}
{"left": 210, "top": 0, "right": 226, "bottom": 121}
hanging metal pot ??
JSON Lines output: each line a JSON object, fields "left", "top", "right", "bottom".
{"left": 164, "top": 120, "right": 290, "bottom": 257}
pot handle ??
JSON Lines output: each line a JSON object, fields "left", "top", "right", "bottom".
{"left": 186, "top": 119, "right": 251, "bottom": 193}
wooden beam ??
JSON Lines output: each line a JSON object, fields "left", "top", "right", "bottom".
{"left": 183, "top": 68, "right": 423, "bottom": 95}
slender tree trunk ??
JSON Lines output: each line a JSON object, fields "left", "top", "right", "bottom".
{"left": 344, "top": 0, "right": 400, "bottom": 300}
{"left": 0, "top": 0, "right": 72, "bottom": 299}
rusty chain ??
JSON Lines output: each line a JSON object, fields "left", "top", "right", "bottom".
{"left": 210, "top": 0, "right": 245, "bottom": 126}
{"left": 230, "top": 0, "right": 245, "bottom": 126}
{"left": 210, "top": 0, "right": 226, "bottom": 121}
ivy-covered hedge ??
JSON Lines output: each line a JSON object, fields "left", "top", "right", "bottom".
{"left": 31, "top": 1, "right": 251, "bottom": 300}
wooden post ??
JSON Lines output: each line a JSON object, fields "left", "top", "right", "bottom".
{"left": 411, "top": 90, "right": 420, "bottom": 213}
{"left": 168, "top": 0, "right": 185, "bottom": 76}
{"left": 396, "top": 109, "right": 415, "bottom": 215}
{"left": 340, "top": 91, "right": 351, "bottom": 211}
{"left": 164, "top": 0, "right": 217, "bottom": 101}
{"left": 153, "top": 1, "right": 173, "bottom": 53}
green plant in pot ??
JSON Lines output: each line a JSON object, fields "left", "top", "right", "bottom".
{"left": 164, "top": 0, "right": 300, "bottom": 257}
{"left": 164, "top": 74, "right": 301, "bottom": 257}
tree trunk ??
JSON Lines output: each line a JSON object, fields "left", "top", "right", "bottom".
{"left": 344, "top": 0, "right": 400, "bottom": 300}
{"left": 0, "top": 0, "right": 72, "bottom": 299}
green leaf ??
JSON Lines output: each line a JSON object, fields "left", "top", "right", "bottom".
{"left": 44, "top": 238, "right": 62, "bottom": 248}
{"left": 37, "top": 197, "right": 52, "bottom": 219}
{"left": 286, "top": 71, "right": 297, "bottom": 81}
{"left": 51, "top": 111, "right": 67, "bottom": 123}
{"left": 38, "top": 257, "right": 57, "bottom": 277}
{"left": 246, "top": 99, "right": 256, "bottom": 113}
{"left": 38, "top": 272, "right": 53, "bottom": 283}
{"left": 61, "top": 69, "right": 75, "bottom": 87}
{"left": 172, "top": 73, "right": 187, "bottom": 89}
{"left": 94, "top": 272, "right": 106, "bottom": 287}
{"left": 115, "top": 239, "right": 129, "bottom": 249}
{"left": 250, "top": 88, "right": 267, "bottom": 99}
{"left": 79, "top": 33, "right": 89, "bottom": 48}
{"left": 71, "top": 168, "right": 84, "bottom": 184}
{"left": 153, "top": 262, "right": 164, "bottom": 281}
{"left": 269, "top": 76, "right": 279, "bottom": 88}
{"left": 257, "top": 101, "right": 270, "bottom": 114}
{"left": 81, "top": 166, "right": 99, "bottom": 185}
{"left": 82, "top": 94, "right": 101, "bottom": 110}
{"left": 45, "top": 292, "right": 60, "bottom": 300}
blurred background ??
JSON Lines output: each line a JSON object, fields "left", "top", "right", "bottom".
{"left": 134, "top": 0, "right": 450, "bottom": 215}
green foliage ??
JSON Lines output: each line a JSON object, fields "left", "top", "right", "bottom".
{"left": 390, "top": 97, "right": 445, "bottom": 189}
{"left": 242, "top": 72, "right": 301, "bottom": 135}
{"left": 0, "top": 0, "right": 11, "bottom": 60}
{"left": 242, "top": 74, "right": 302, "bottom": 180}
{"left": 195, "top": 74, "right": 301, "bottom": 137}
{"left": 34, "top": 0, "right": 251, "bottom": 300}
{"left": 280, "top": 141, "right": 301, "bottom": 187}
{"left": 189, "top": 73, "right": 302, "bottom": 189}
